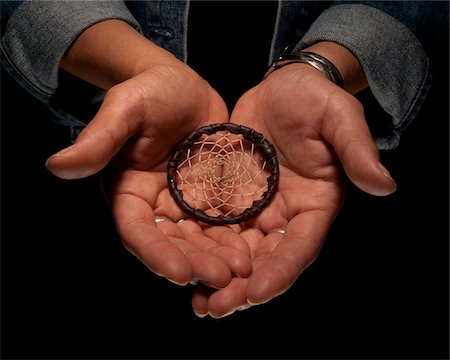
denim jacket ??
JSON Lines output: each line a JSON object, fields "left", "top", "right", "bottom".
{"left": 1, "top": 1, "right": 447, "bottom": 149}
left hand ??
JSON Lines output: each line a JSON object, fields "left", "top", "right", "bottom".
{"left": 191, "top": 62, "right": 396, "bottom": 318}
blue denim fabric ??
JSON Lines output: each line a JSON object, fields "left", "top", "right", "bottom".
{"left": 126, "top": 0, "right": 189, "bottom": 62}
{"left": 1, "top": 1, "right": 447, "bottom": 148}
{"left": 0, "top": 0, "right": 141, "bottom": 137}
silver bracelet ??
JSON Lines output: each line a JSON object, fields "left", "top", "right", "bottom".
{"left": 264, "top": 45, "right": 344, "bottom": 88}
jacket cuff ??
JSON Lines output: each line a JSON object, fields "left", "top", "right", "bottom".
{"left": 297, "top": 4, "right": 431, "bottom": 149}
{"left": 0, "top": 1, "right": 141, "bottom": 104}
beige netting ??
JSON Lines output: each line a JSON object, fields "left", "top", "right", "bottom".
{"left": 174, "top": 130, "right": 270, "bottom": 218}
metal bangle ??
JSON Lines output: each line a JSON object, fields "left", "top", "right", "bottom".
{"left": 264, "top": 46, "right": 344, "bottom": 88}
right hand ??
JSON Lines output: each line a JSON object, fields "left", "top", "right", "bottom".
{"left": 46, "top": 20, "right": 253, "bottom": 289}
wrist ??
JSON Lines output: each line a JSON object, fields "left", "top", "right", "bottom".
{"left": 301, "top": 41, "right": 368, "bottom": 94}
{"left": 60, "top": 19, "right": 183, "bottom": 89}
{"left": 264, "top": 47, "right": 344, "bottom": 88}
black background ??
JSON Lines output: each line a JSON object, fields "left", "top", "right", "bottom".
{"left": 1, "top": 2, "right": 449, "bottom": 359}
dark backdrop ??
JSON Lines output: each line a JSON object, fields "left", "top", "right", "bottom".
{"left": 1, "top": 2, "right": 449, "bottom": 359}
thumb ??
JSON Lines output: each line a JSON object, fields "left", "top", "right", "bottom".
{"left": 45, "top": 91, "right": 139, "bottom": 179}
{"left": 323, "top": 95, "right": 397, "bottom": 196}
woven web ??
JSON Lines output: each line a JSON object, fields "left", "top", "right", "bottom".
{"left": 174, "top": 130, "right": 270, "bottom": 218}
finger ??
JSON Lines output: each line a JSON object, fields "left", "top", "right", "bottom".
{"left": 206, "top": 278, "right": 251, "bottom": 318}
{"left": 45, "top": 86, "right": 142, "bottom": 179}
{"left": 322, "top": 93, "right": 397, "bottom": 196}
{"left": 155, "top": 218, "right": 239, "bottom": 287}
{"left": 192, "top": 279, "right": 251, "bottom": 319}
{"left": 168, "top": 237, "right": 232, "bottom": 289}
{"left": 246, "top": 209, "right": 332, "bottom": 305}
{"left": 206, "top": 226, "right": 253, "bottom": 277}
{"left": 191, "top": 285, "right": 215, "bottom": 318}
{"left": 177, "top": 220, "right": 252, "bottom": 279}
{"left": 208, "top": 246, "right": 252, "bottom": 278}
{"left": 113, "top": 193, "right": 193, "bottom": 285}
{"left": 203, "top": 225, "right": 251, "bottom": 256}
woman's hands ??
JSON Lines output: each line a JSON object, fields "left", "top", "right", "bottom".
{"left": 45, "top": 22, "right": 396, "bottom": 318}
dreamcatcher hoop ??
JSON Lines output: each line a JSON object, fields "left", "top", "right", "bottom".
{"left": 167, "top": 123, "right": 279, "bottom": 225}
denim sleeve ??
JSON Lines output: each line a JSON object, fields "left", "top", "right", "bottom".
{"left": 296, "top": 2, "right": 447, "bottom": 150}
{"left": 0, "top": 0, "right": 141, "bottom": 105}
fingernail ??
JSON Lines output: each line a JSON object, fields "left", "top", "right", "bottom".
{"left": 193, "top": 310, "right": 209, "bottom": 318}
{"left": 378, "top": 162, "right": 397, "bottom": 191}
{"left": 236, "top": 303, "right": 252, "bottom": 311}
{"left": 52, "top": 144, "right": 75, "bottom": 158}
{"left": 209, "top": 310, "right": 235, "bottom": 319}
{"left": 166, "top": 278, "right": 189, "bottom": 286}
{"left": 208, "top": 303, "right": 252, "bottom": 319}
{"left": 45, "top": 145, "right": 75, "bottom": 169}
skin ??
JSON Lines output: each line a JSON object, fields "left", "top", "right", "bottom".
{"left": 46, "top": 20, "right": 396, "bottom": 318}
